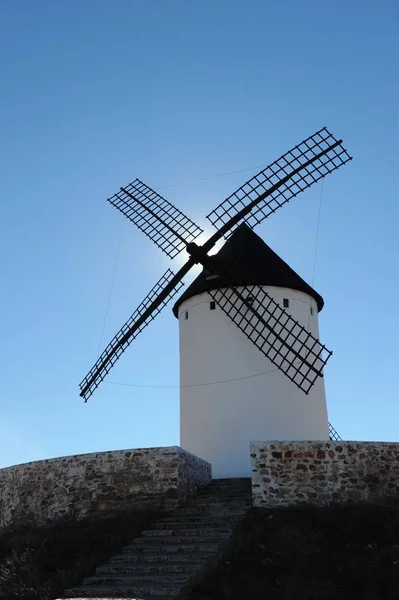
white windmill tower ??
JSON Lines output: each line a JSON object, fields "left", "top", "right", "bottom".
{"left": 79, "top": 128, "right": 351, "bottom": 479}
{"left": 173, "top": 224, "right": 328, "bottom": 478}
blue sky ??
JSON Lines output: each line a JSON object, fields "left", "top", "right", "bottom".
{"left": 0, "top": 0, "right": 398, "bottom": 468}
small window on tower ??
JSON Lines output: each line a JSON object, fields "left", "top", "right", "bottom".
{"left": 246, "top": 295, "right": 255, "bottom": 306}
{"left": 210, "top": 301, "right": 216, "bottom": 310}
{"left": 283, "top": 298, "right": 289, "bottom": 308}
{"left": 184, "top": 311, "right": 188, "bottom": 320}
{"left": 310, "top": 307, "right": 314, "bottom": 315}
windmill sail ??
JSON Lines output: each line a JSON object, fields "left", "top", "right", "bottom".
{"left": 206, "top": 127, "right": 351, "bottom": 235}
{"left": 329, "top": 422, "right": 342, "bottom": 441}
{"left": 79, "top": 268, "right": 185, "bottom": 401}
{"left": 191, "top": 232, "right": 332, "bottom": 394}
{"left": 209, "top": 283, "right": 331, "bottom": 394}
{"left": 108, "top": 179, "right": 203, "bottom": 259}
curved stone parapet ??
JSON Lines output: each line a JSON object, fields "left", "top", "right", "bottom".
{"left": 250, "top": 440, "right": 399, "bottom": 507}
{"left": 0, "top": 446, "right": 211, "bottom": 534}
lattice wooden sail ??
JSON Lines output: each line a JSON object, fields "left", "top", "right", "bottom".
{"left": 208, "top": 284, "right": 331, "bottom": 394}
{"left": 206, "top": 128, "right": 351, "bottom": 235}
{"left": 108, "top": 179, "right": 204, "bottom": 258}
{"left": 80, "top": 269, "right": 184, "bottom": 400}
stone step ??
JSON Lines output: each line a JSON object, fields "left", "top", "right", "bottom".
{"left": 178, "top": 502, "right": 249, "bottom": 510}
{"left": 170, "top": 510, "right": 247, "bottom": 521}
{"left": 205, "top": 485, "right": 251, "bottom": 490}
{"left": 190, "top": 501, "right": 252, "bottom": 508}
{"left": 205, "top": 478, "right": 251, "bottom": 482}
{"left": 195, "top": 493, "right": 252, "bottom": 500}
{"left": 96, "top": 561, "right": 203, "bottom": 575}
{"left": 191, "top": 496, "right": 251, "bottom": 503}
{"left": 202, "top": 483, "right": 249, "bottom": 488}
{"left": 201, "top": 489, "right": 249, "bottom": 494}
{"left": 65, "top": 582, "right": 181, "bottom": 597}
{"left": 122, "top": 542, "right": 222, "bottom": 553}
{"left": 62, "top": 479, "right": 252, "bottom": 599}
{"left": 155, "top": 520, "right": 239, "bottom": 530}
{"left": 156, "top": 514, "right": 241, "bottom": 522}
{"left": 83, "top": 573, "right": 192, "bottom": 586}
{"left": 63, "top": 587, "right": 172, "bottom": 600}
{"left": 204, "top": 489, "right": 251, "bottom": 494}
{"left": 193, "top": 494, "right": 251, "bottom": 500}
{"left": 206, "top": 478, "right": 251, "bottom": 485}
{"left": 202, "top": 489, "right": 251, "bottom": 495}
{"left": 129, "top": 534, "right": 227, "bottom": 546}
{"left": 173, "top": 506, "right": 248, "bottom": 516}
{"left": 141, "top": 528, "right": 232, "bottom": 537}
{"left": 194, "top": 496, "right": 251, "bottom": 504}
{"left": 158, "top": 512, "right": 241, "bottom": 520}
{"left": 201, "top": 482, "right": 251, "bottom": 489}
{"left": 109, "top": 551, "right": 213, "bottom": 564}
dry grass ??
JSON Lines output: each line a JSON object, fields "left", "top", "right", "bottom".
{"left": 188, "top": 502, "right": 399, "bottom": 600}
{"left": 0, "top": 509, "right": 157, "bottom": 599}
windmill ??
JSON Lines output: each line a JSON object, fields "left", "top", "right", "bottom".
{"left": 79, "top": 128, "right": 352, "bottom": 477}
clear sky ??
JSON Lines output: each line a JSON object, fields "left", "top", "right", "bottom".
{"left": 0, "top": 0, "right": 398, "bottom": 468}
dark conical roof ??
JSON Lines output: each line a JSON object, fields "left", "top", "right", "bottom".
{"left": 172, "top": 224, "right": 324, "bottom": 316}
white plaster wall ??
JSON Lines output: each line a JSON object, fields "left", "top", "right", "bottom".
{"left": 178, "top": 286, "right": 329, "bottom": 479}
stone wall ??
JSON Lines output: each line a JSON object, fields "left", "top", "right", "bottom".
{"left": 177, "top": 448, "right": 213, "bottom": 499}
{"left": 251, "top": 440, "right": 399, "bottom": 508}
{"left": 0, "top": 446, "right": 211, "bottom": 534}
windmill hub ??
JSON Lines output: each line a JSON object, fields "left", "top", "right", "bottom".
{"left": 79, "top": 128, "right": 352, "bottom": 478}
{"left": 185, "top": 241, "right": 209, "bottom": 264}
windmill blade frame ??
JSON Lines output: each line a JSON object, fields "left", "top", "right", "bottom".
{"left": 189, "top": 243, "right": 331, "bottom": 395}
{"left": 209, "top": 283, "right": 331, "bottom": 394}
{"left": 79, "top": 267, "right": 190, "bottom": 401}
{"left": 328, "top": 422, "right": 342, "bottom": 441}
{"left": 108, "top": 179, "right": 204, "bottom": 259}
{"left": 206, "top": 127, "right": 352, "bottom": 236}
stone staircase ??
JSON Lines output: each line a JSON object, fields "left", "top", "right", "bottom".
{"left": 62, "top": 477, "right": 252, "bottom": 599}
